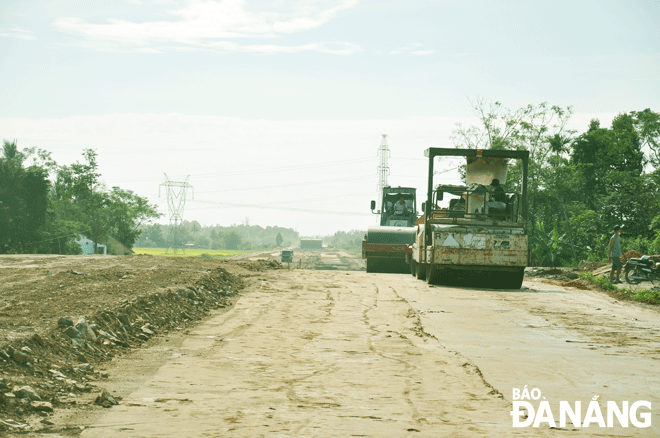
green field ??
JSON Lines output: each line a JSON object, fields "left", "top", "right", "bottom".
{"left": 133, "top": 248, "right": 250, "bottom": 258}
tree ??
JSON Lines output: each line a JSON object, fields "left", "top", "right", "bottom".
{"left": 105, "top": 187, "right": 161, "bottom": 248}
{"left": 54, "top": 149, "right": 160, "bottom": 252}
{"left": 144, "top": 224, "right": 166, "bottom": 247}
{"left": 452, "top": 99, "right": 577, "bottom": 262}
{"left": 0, "top": 140, "right": 51, "bottom": 253}
{"left": 54, "top": 149, "right": 107, "bottom": 252}
{"left": 571, "top": 114, "right": 648, "bottom": 231}
{"left": 630, "top": 108, "right": 660, "bottom": 167}
{"left": 224, "top": 230, "right": 242, "bottom": 250}
{"left": 210, "top": 229, "right": 223, "bottom": 250}
{"left": 275, "top": 232, "right": 283, "bottom": 247}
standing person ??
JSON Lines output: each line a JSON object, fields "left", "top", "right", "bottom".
{"left": 608, "top": 225, "right": 624, "bottom": 284}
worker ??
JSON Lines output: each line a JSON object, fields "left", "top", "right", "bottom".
{"left": 393, "top": 197, "right": 408, "bottom": 215}
{"left": 452, "top": 197, "right": 466, "bottom": 211}
{"left": 490, "top": 179, "right": 507, "bottom": 202}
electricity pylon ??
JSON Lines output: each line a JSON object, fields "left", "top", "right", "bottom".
{"left": 377, "top": 134, "right": 390, "bottom": 195}
{"left": 159, "top": 174, "right": 194, "bottom": 253}
{"left": 375, "top": 134, "right": 391, "bottom": 224}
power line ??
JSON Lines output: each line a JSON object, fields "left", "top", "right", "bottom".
{"left": 109, "top": 157, "right": 375, "bottom": 183}
{"left": 190, "top": 199, "right": 372, "bottom": 216}
{"left": 194, "top": 175, "right": 374, "bottom": 194}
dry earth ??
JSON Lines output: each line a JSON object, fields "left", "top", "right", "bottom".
{"left": 1, "top": 249, "right": 657, "bottom": 435}
{"left": 0, "top": 254, "right": 280, "bottom": 432}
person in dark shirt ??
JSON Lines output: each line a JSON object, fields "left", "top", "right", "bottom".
{"left": 608, "top": 225, "right": 623, "bottom": 284}
{"left": 490, "top": 179, "right": 507, "bottom": 202}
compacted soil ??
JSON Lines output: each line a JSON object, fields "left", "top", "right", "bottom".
{"left": 1, "top": 251, "right": 658, "bottom": 436}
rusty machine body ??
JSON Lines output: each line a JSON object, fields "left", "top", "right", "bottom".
{"left": 408, "top": 148, "right": 529, "bottom": 288}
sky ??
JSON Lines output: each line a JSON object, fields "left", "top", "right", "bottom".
{"left": 1, "top": 0, "right": 659, "bottom": 237}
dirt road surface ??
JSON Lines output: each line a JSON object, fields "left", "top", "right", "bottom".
{"left": 3, "top": 250, "right": 659, "bottom": 436}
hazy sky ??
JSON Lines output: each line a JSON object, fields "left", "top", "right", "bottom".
{"left": 2, "top": 0, "right": 659, "bottom": 236}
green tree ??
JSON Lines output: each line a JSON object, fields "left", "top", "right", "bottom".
{"left": 452, "top": 100, "right": 577, "bottom": 263}
{"left": 571, "top": 114, "right": 650, "bottom": 235}
{"left": 54, "top": 149, "right": 107, "bottom": 252}
{"left": 275, "top": 232, "right": 284, "bottom": 247}
{"left": 105, "top": 187, "right": 161, "bottom": 248}
{"left": 210, "top": 229, "right": 224, "bottom": 250}
{"left": 190, "top": 220, "right": 202, "bottom": 236}
{"left": 54, "top": 149, "right": 160, "bottom": 252}
{"left": 631, "top": 108, "right": 660, "bottom": 167}
{"left": 0, "top": 140, "right": 51, "bottom": 253}
{"left": 224, "top": 230, "right": 242, "bottom": 250}
{"left": 144, "top": 224, "right": 166, "bottom": 247}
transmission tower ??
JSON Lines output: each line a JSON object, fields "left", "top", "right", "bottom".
{"left": 377, "top": 134, "right": 390, "bottom": 195}
{"left": 159, "top": 174, "right": 194, "bottom": 253}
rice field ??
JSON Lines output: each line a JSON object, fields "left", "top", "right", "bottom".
{"left": 132, "top": 248, "right": 250, "bottom": 258}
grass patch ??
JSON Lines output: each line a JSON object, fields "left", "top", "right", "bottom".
{"left": 578, "top": 272, "right": 617, "bottom": 291}
{"left": 133, "top": 248, "right": 250, "bottom": 258}
{"left": 628, "top": 288, "right": 660, "bottom": 305}
{"left": 579, "top": 272, "right": 660, "bottom": 305}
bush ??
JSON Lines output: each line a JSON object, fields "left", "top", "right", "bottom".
{"left": 578, "top": 272, "right": 617, "bottom": 290}
{"left": 624, "top": 235, "right": 653, "bottom": 256}
{"left": 632, "top": 288, "right": 660, "bottom": 305}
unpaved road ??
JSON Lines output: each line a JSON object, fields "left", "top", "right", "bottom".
{"left": 35, "top": 257, "right": 659, "bottom": 437}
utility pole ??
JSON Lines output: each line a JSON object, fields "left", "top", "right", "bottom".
{"left": 159, "top": 174, "right": 194, "bottom": 254}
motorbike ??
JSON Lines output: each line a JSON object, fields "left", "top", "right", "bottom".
{"left": 624, "top": 256, "right": 660, "bottom": 285}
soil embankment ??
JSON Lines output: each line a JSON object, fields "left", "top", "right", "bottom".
{"left": 0, "top": 254, "right": 280, "bottom": 431}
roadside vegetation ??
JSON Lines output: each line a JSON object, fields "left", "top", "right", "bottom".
{"left": 579, "top": 272, "right": 660, "bottom": 305}
{"left": 1, "top": 144, "right": 159, "bottom": 254}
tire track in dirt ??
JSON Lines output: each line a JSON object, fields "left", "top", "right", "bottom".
{"left": 42, "top": 269, "right": 561, "bottom": 437}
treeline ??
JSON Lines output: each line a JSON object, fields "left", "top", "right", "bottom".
{"left": 135, "top": 222, "right": 365, "bottom": 252}
{"left": 135, "top": 221, "right": 301, "bottom": 251}
{"left": 322, "top": 230, "right": 364, "bottom": 252}
{"left": 0, "top": 144, "right": 160, "bottom": 254}
{"left": 453, "top": 100, "right": 660, "bottom": 266}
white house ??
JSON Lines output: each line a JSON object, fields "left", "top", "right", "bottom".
{"left": 75, "top": 235, "right": 107, "bottom": 255}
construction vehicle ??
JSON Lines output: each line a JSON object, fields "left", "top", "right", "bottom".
{"left": 281, "top": 249, "right": 293, "bottom": 263}
{"left": 362, "top": 186, "right": 418, "bottom": 273}
{"left": 408, "top": 148, "right": 529, "bottom": 288}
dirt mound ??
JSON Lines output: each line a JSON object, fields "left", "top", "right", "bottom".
{"left": 0, "top": 255, "right": 276, "bottom": 429}
{"left": 561, "top": 279, "right": 592, "bottom": 290}
{"left": 624, "top": 250, "right": 643, "bottom": 260}
{"left": 577, "top": 260, "right": 608, "bottom": 271}
{"left": 525, "top": 267, "right": 579, "bottom": 282}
